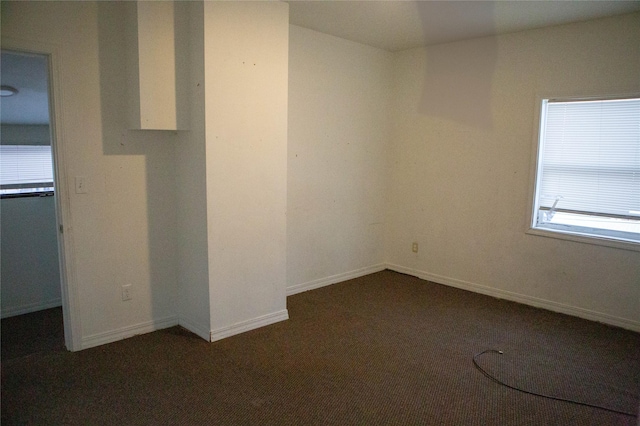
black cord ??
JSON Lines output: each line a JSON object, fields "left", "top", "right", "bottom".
{"left": 472, "top": 349, "right": 637, "bottom": 417}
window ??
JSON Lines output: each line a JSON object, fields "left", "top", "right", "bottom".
{"left": 0, "top": 145, "right": 54, "bottom": 197}
{"left": 531, "top": 96, "right": 640, "bottom": 247}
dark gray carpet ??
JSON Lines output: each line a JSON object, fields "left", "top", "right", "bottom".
{"left": 1, "top": 306, "right": 65, "bottom": 361}
{"left": 2, "top": 270, "right": 639, "bottom": 425}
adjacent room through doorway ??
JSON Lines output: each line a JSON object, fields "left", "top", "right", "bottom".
{"left": 0, "top": 50, "right": 65, "bottom": 355}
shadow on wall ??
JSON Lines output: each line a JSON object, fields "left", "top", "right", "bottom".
{"left": 95, "top": 2, "right": 178, "bottom": 329}
{"left": 416, "top": 2, "right": 498, "bottom": 130}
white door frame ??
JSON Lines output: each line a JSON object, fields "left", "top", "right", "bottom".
{"left": 2, "top": 37, "right": 82, "bottom": 351}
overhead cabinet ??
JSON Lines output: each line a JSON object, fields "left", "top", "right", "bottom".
{"left": 127, "top": 1, "right": 183, "bottom": 130}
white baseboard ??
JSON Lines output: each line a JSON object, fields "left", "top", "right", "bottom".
{"left": 386, "top": 263, "right": 640, "bottom": 333}
{"left": 287, "top": 263, "right": 387, "bottom": 296}
{"left": 178, "top": 315, "right": 212, "bottom": 342}
{"left": 1, "top": 298, "right": 62, "bottom": 319}
{"left": 209, "top": 309, "right": 289, "bottom": 342}
{"left": 79, "top": 309, "right": 290, "bottom": 349}
{"left": 81, "top": 316, "right": 178, "bottom": 350}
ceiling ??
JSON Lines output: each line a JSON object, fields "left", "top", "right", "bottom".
{"left": 288, "top": 0, "right": 640, "bottom": 52}
{"left": 3, "top": 1, "right": 640, "bottom": 126}
{"left": 1, "top": 51, "right": 50, "bottom": 126}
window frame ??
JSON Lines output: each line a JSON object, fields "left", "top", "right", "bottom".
{"left": 526, "top": 93, "right": 640, "bottom": 252}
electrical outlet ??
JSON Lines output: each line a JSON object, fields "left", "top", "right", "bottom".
{"left": 122, "top": 284, "right": 132, "bottom": 301}
{"left": 412, "top": 242, "right": 419, "bottom": 253}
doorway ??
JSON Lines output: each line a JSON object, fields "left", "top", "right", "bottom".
{"left": 0, "top": 49, "right": 69, "bottom": 354}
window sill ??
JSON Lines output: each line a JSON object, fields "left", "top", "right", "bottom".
{"left": 0, "top": 191, "right": 54, "bottom": 200}
{"left": 526, "top": 227, "right": 640, "bottom": 252}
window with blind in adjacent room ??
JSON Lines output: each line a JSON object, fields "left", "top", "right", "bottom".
{"left": 0, "top": 145, "right": 55, "bottom": 197}
{"left": 531, "top": 96, "right": 640, "bottom": 247}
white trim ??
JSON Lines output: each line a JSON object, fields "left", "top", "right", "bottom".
{"left": 209, "top": 309, "right": 289, "bottom": 342}
{"left": 178, "top": 315, "right": 211, "bottom": 342}
{"left": 386, "top": 263, "right": 640, "bottom": 333}
{"left": 79, "top": 309, "right": 290, "bottom": 349}
{"left": 286, "top": 264, "right": 387, "bottom": 296}
{"left": 81, "top": 316, "right": 178, "bottom": 350}
{"left": 526, "top": 227, "right": 640, "bottom": 252}
{"left": 1, "top": 298, "right": 62, "bottom": 319}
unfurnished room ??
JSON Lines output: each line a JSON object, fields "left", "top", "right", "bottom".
{"left": 1, "top": 1, "right": 639, "bottom": 424}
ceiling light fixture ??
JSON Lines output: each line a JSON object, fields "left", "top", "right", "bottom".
{"left": 0, "top": 85, "right": 19, "bottom": 97}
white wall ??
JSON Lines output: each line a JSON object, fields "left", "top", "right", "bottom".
{"left": 204, "top": 2, "right": 290, "bottom": 338}
{"left": 1, "top": 196, "right": 61, "bottom": 317}
{"left": 2, "top": 0, "right": 291, "bottom": 349}
{"left": 175, "top": 1, "right": 211, "bottom": 340}
{"left": 2, "top": 1, "right": 179, "bottom": 348}
{"left": 386, "top": 13, "right": 640, "bottom": 329}
{"left": 287, "top": 25, "right": 392, "bottom": 294}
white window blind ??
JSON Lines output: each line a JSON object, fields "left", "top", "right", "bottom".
{"left": 0, "top": 145, "right": 54, "bottom": 194}
{"left": 538, "top": 98, "right": 640, "bottom": 219}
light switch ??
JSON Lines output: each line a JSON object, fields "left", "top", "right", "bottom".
{"left": 75, "top": 176, "right": 87, "bottom": 194}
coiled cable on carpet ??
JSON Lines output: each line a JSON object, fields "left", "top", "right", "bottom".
{"left": 472, "top": 349, "right": 637, "bottom": 417}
